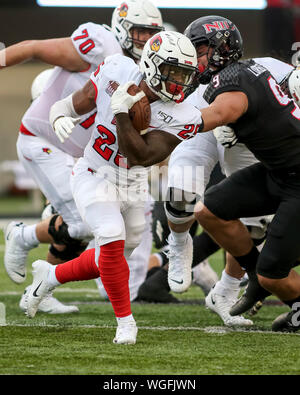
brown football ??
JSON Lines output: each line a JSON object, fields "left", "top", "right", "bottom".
{"left": 128, "top": 84, "right": 151, "bottom": 133}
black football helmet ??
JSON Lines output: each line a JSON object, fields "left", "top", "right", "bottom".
{"left": 184, "top": 15, "right": 243, "bottom": 84}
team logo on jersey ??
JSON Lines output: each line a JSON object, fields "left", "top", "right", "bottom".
{"left": 203, "top": 21, "right": 236, "bottom": 34}
{"left": 106, "top": 80, "right": 120, "bottom": 97}
{"left": 118, "top": 3, "right": 128, "bottom": 17}
{"left": 150, "top": 35, "right": 162, "bottom": 52}
{"left": 42, "top": 148, "right": 52, "bottom": 155}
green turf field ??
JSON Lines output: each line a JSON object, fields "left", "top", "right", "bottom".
{"left": 0, "top": 228, "right": 299, "bottom": 376}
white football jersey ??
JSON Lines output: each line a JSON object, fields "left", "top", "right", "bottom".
{"left": 83, "top": 53, "right": 203, "bottom": 184}
{"left": 21, "top": 23, "right": 122, "bottom": 158}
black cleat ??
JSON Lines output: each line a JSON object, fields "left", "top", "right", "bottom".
{"left": 137, "top": 268, "right": 180, "bottom": 304}
{"left": 230, "top": 270, "right": 271, "bottom": 316}
{"left": 272, "top": 311, "right": 300, "bottom": 333}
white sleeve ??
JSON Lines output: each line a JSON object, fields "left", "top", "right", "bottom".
{"left": 254, "top": 57, "right": 294, "bottom": 83}
{"left": 71, "top": 22, "right": 122, "bottom": 68}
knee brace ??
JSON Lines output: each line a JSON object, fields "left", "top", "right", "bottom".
{"left": 164, "top": 187, "right": 196, "bottom": 225}
{"left": 48, "top": 215, "right": 88, "bottom": 260}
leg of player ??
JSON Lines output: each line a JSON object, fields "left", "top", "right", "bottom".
{"left": 164, "top": 188, "right": 197, "bottom": 293}
{"left": 137, "top": 230, "right": 219, "bottom": 303}
{"left": 4, "top": 221, "right": 39, "bottom": 284}
{"left": 25, "top": 248, "right": 100, "bottom": 318}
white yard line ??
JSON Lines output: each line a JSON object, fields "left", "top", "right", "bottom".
{"left": 0, "top": 288, "right": 99, "bottom": 296}
{"left": 2, "top": 322, "right": 299, "bottom": 335}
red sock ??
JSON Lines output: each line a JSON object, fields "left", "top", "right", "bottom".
{"left": 98, "top": 240, "right": 131, "bottom": 318}
{"left": 55, "top": 248, "right": 99, "bottom": 284}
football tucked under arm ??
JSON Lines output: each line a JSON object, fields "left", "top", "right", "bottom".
{"left": 111, "top": 81, "right": 151, "bottom": 132}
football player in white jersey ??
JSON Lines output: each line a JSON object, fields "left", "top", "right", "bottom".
{"left": 2, "top": 1, "right": 164, "bottom": 312}
{"left": 25, "top": 31, "right": 202, "bottom": 345}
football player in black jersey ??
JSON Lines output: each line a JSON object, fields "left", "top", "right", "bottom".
{"left": 184, "top": 15, "right": 300, "bottom": 332}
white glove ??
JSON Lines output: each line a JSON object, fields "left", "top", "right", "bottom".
{"left": 213, "top": 125, "right": 238, "bottom": 148}
{"left": 110, "top": 81, "right": 146, "bottom": 115}
{"left": 53, "top": 116, "right": 81, "bottom": 143}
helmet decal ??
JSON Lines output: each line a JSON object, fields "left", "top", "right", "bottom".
{"left": 150, "top": 35, "right": 162, "bottom": 52}
{"left": 118, "top": 3, "right": 128, "bottom": 17}
{"left": 203, "top": 20, "right": 236, "bottom": 34}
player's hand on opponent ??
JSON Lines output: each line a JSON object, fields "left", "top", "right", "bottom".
{"left": 213, "top": 125, "right": 238, "bottom": 148}
{"left": 110, "top": 81, "right": 145, "bottom": 115}
{"left": 53, "top": 116, "right": 81, "bottom": 143}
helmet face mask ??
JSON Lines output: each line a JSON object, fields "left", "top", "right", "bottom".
{"left": 184, "top": 16, "right": 243, "bottom": 84}
{"left": 140, "top": 31, "right": 199, "bottom": 103}
{"left": 111, "top": 0, "right": 164, "bottom": 60}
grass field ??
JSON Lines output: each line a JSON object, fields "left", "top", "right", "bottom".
{"left": 0, "top": 225, "right": 300, "bottom": 376}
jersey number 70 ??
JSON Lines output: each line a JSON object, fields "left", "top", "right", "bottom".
{"left": 73, "top": 29, "right": 95, "bottom": 55}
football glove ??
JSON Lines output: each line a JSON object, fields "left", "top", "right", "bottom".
{"left": 213, "top": 126, "right": 238, "bottom": 148}
{"left": 53, "top": 116, "right": 81, "bottom": 143}
{"left": 110, "top": 81, "right": 145, "bottom": 115}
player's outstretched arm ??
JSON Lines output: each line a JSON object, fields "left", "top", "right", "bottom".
{"left": 0, "top": 38, "right": 89, "bottom": 72}
{"left": 201, "top": 91, "right": 248, "bottom": 132}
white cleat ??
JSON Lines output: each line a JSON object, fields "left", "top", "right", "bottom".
{"left": 4, "top": 221, "right": 32, "bottom": 284}
{"left": 113, "top": 322, "right": 138, "bottom": 345}
{"left": 192, "top": 259, "right": 219, "bottom": 296}
{"left": 167, "top": 233, "right": 193, "bottom": 293}
{"left": 205, "top": 288, "right": 253, "bottom": 327}
{"left": 20, "top": 286, "right": 79, "bottom": 315}
{"left": 26, "top": 260, "right": 55, "bottom": 318}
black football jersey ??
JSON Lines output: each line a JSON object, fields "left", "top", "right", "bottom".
{"left": 203, "top": 60, "right": 300, "bottom": 170}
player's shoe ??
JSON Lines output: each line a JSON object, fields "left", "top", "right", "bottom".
{"left": 192, "top": 260, "right": 218, "bottom": 296}
{"left": 248, "top": 300, "right": 264, "bottom": 316}
{"left": 20, "top": 286, "right": 79, "bottom": 314}
{"left": 4, "top": 221, "right": 33, "bottom": 284}
{"left": 272, "top": 310, "right": 300, "bottom": 333}
{"left": 26, "top": 260, "right": 55, "bottom": 318}
{"left": 167, "top": 233, "right": 193, "bottom": 293}
{"left": 137, "top": 268, "right": 180, "bottom": 303}
{"left": 113, "top": 321, "right": 138, "bottom": 345}
{"left": 205, "top": 288, "right": 253, "bottom": 327}
{"left": 230, "top": 270, "right": 271, "bottom": 316}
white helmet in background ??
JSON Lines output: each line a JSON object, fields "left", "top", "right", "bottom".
{"left": 288, "top": 66, "right": 300, "bottom": 107}
{"left": 111, "top": 0, "right": 164, "bottom": 60}
{"left": 140, "top": 31, "right": 199, "bottom": 103}
{"left": 31, "top": 68, "right": 54, "bottom": 101}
